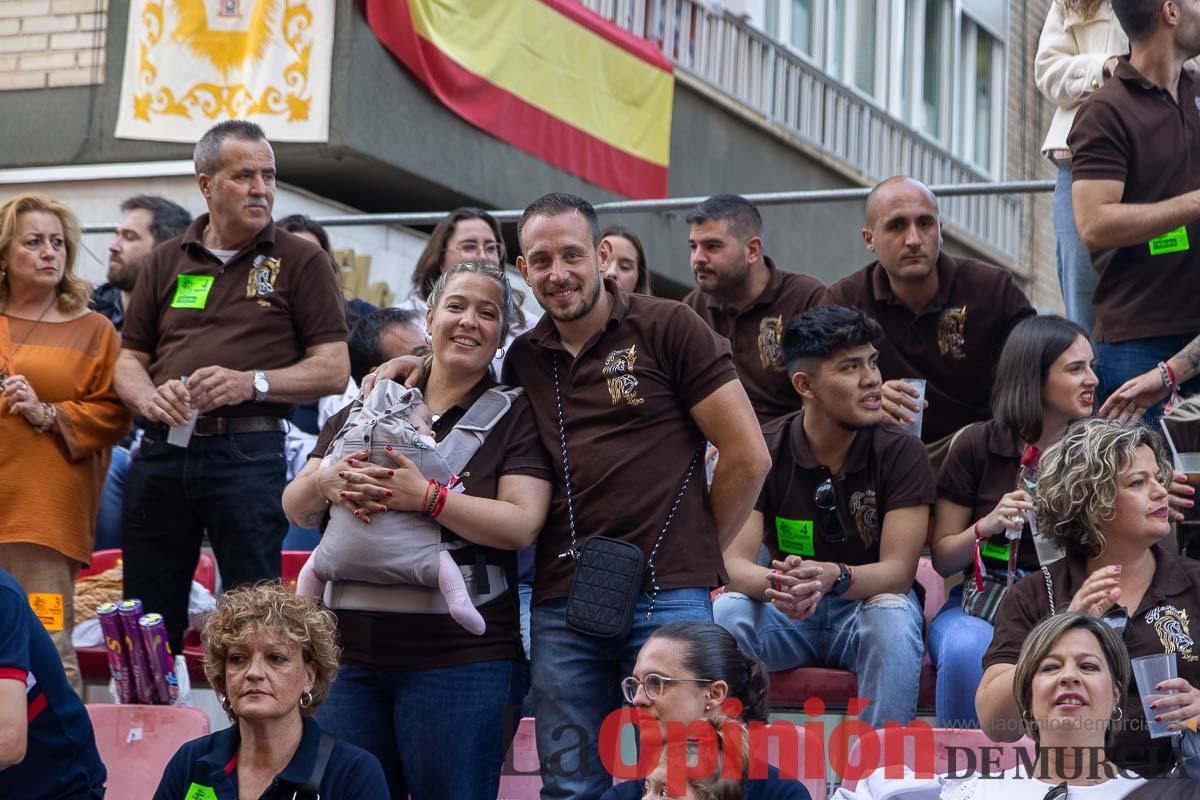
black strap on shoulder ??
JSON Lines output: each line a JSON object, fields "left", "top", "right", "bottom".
{"left": 285, "top": 731, "right": 335, "bottom": 800}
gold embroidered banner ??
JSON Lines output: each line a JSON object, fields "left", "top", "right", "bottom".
{"left": 115, "top": 0, "right": 334, "bottom": 143}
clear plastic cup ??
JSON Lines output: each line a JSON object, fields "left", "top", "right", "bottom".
{"left": 898, "top": 378, "right": 926, "bottom": 438}
{"left": 1131, "top": 652, "right": 1181, "bottom": 739}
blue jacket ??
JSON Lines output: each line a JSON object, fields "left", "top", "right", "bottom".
{"left": 153, "top": 716, "right": 388, "bottom": 799}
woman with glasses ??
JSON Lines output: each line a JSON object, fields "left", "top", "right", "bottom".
{"left": 943, "top": 612, "right": 1144, "bottom": 799}
{"left": 601, "top": 621, "right": 811, "bottom": 799}
{"left": 978, "top": 418, "right": 1200, "bottom": 778}
{"left": 930, "top": 315, "right": 1100, "bottom": 729}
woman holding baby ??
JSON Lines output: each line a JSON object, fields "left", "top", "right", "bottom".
{"left": 281, "top": 261, "right": 553, "bottom": 800}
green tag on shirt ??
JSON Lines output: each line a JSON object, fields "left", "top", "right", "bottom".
{"left": 183, "top": 784, "right": 218, "bottom": 800}
{"left": 170, "top": 275, "right": 215, "bottom": 309}
{"left": 980, "top": 540, "right": 1011, "bottom": 561}
{"left": 1149, "top": 226, "right": 1190, "bottom": 256}
{"left": 776, "top": 517, "right": 815, "bottom": 556}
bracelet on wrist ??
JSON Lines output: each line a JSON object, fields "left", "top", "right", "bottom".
{"left": 423, "top": 480, "right": 442, "bottom": 516}
{"left": 1159, "top": 361, "right": 1180, "bottom": 393}
{"left": 429, "top": 484, "right": 449, "bottom": 519}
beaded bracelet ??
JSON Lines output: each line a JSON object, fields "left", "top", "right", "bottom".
{"left": 35, "top": 402, "right": 56, "bottom": 433}
{"left": 429, "top": 483, "right": 449, "bottom": 519}
{"left": 423, "top": 480, "right": 441, "bottom": 516}
{"left": 1159, "top": 361, "right": 1180, "bottom": 393}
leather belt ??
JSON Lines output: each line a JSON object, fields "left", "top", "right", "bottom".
{"left": 188, "top": 416, "right": 285, "bottom": 437}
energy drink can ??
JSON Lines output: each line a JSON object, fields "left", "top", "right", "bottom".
{"left": 96, "top": 602, "right": 134, "bottom": 704}
{"left": 118, "top": 599, "right": 154, "bottom": 704}
{"left": 138, "top": 613, "right": 178, "bottom": 704}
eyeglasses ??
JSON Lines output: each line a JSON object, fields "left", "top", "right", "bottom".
{"left": 1100, "top": 606, "right": 1129, "bottom": 633}
{"left": 449, "top": 240, "right": 502, "bottom": 260}
{"left": 620, "top": 673, "right": 714, "bottom": 703}
{"left": 814, "top": 478, "right": 847, "bottom": 544}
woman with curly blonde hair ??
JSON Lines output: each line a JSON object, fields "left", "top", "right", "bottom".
{"left": 977, "top": 419, "right": 1200, "bottom": 779}
{"left": 0, "top": 192, "right": 130, "bottom": 692}
{"left": 153, "top": 583, "right": 387, "bottom": 799}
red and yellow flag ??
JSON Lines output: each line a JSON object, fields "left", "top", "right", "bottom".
{"left": 367, "top": 0, "right": 674, "bottom": 199}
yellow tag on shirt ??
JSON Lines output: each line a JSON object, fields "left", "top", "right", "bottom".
{"left": 776, "top": 517, "right": 815, "bottom": 556}
{"left": 1149, "top": 226, "right": 1191, "bottom": 256}
{"left": 171, "top": 275, "right": 215, "bottom": 309}
{"left": 28, "top": 593, "right": 64, "bottom": 632}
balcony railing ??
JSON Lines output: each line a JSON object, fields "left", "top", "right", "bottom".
{"left": 580, "top": 0, "right": 1022, "bottom": 261}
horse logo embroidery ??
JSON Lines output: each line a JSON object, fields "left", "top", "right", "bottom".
{"left": 1146, "top": 605, "right": 1198, "bottom": 662}
{"left": 849, "top": 489, "right": 879, "bottom": 548}
{"left": 937, "top": 306, "right": 967, "bottom": 359}
{"left": 245, "top": 255, "right": 281, "bottom": 307}
{"left": 757, "top": 315, "right": 785, "bottom": 372}
{"left": 603, "top": 345, "right": 645, "bottom": 407}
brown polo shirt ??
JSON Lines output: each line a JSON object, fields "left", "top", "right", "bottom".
{"left": 310, "top": 375, "right": 553, "bottom": 670}
{"left": 502, "top": 279, "right": 738, "bottom": 604}
{"left": 937, "top": 420, "right": 1040, "bottom": 575}
{"left": 984, "top": 545, "right": 1200, "bottom": 777}
{"left": 122, "top": 214, "right": 347, "bottom": 419}
{"left": 1069, "top": 58, "right": 1200, "bottom": 343}
{"left": 756, "top": 410, "right": 934, "bottom": 566}
{"left": 682, "top": 256, "right": 824, "bottom": 424}
{"left": 822, "top": 253, "right": 1034, "bottom": 443}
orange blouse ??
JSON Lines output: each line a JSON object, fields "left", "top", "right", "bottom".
{"left": 0, "top": 312, "right": 132, "bottom": 565}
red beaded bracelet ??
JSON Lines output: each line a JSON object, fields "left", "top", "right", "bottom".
{"left": 429, "top": 484, "right": 449, "bottom": 519}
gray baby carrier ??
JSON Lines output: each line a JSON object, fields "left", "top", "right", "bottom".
{"left": 316, "top": 379, "right": 522, "bottom": 613}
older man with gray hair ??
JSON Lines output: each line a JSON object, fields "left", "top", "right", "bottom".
{"left": 114, "top": 119, "right": 349, "bottom": 651}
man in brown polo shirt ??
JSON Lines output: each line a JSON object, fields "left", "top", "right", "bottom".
{"left": 682, "top": 194, "right": 825, "bottom": 424}
{"left": 1070, "top": 0, "right": 1200, "bottom": 426}
{"left": 713, "top": 304, "right": 933, "bottom": 727}
{"left": 504, "top": 193, "right": 770, "bottom": 800}
{"left": 114, "top": 120, "right": 349, "bottom": 651}
{"left": 823, "top": 177, "right": 1034, "bottom": 446}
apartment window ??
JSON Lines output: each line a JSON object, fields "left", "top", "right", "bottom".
{"left": 763, "top": 0, "right": 815, "bottom": 57}
{"left": 959, "top": 16, "right": 1003, "bottom": 174}
{"left": 828, "top": 0, "right": 878, "bottom": 96}
{"left": 901, "top": 0, "right": 948, "bottom": 139}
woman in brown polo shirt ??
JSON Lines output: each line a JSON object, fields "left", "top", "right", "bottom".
{"left": 978, "top": 419, "right": 1200, "bottom": 777}
{"left": 931, "top": 315, "right": 1097, "bottom": 728}
{"left": 281, "top": 261, "right": 552, "bottom": 800}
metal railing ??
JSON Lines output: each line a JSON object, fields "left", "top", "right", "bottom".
{"left": 577, "top": 0, "right": 1023, "bottom": 260}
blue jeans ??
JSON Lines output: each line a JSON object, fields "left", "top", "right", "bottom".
{"left": 1054, "top": 163, "right": 1097, "bottom": 333}
{"left": 713, "top": 589, "right": 923, "bottom": 727}
{"left": 531, "top": 588, "right": 714, "bottom": 800}
{"left": 928, "top": 584, "right": 994, "bottom": 729}
{"left": 94, "top": 445, "right": 130, "bottom": 551}
{"left": 1097, "top": 335, "right": 1200, "bottom": 428}
{"left": 122, "top": 430, "right": 289, "bottom": 652}
{"left": 282, "top": 523, "right": 320, "bottom": 550}
{"left": 316, "top": 658, "right": 527, "bottom": 800}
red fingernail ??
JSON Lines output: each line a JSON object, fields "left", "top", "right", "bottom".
{"left": 386, "top": 491, "right": 393, "bottom": 497}
{"left": 339, "top": 491, "right": 346, "bottom": 497}
{"left": 348, "top": 459, "right": 357, "bottom": 466}
{"left": 1155, "top": 716, "right": 1163, "bottom": 722}
{"left": 338, "top": 472, "right": 345, "bottom": 478}
{"left": 385, "top": 445, "right": 393, "bottom": 451}
{"left": 388, "top": 470, "right": 394, "bottom": 477}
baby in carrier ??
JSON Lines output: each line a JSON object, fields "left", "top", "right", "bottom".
{"left": 295, "top": 383, "right": 486, "bottom": 636}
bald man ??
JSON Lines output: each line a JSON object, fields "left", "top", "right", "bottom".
{"left": 823, "top": 177, "right": 1034, "bottom": 448}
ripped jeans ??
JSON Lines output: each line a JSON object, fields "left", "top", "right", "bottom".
{"left": 714, "top": 589, "right": 924, "bottom": 726}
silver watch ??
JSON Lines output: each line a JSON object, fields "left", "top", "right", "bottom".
{"left": 252, "top": 369, "right": 269, "bottom": 402}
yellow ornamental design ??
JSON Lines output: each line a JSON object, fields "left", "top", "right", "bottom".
{"left": 131, "top": 0, "right": 316, "bottom": 123}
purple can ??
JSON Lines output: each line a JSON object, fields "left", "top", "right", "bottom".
{"left": 138, "top": 613, "right": 178, "bottom": 704}
{"left": 96, "top": 602, "right": 134, "bottom": 704}
{"left": 117, "top": 599, "right": 154, "bottom": 704}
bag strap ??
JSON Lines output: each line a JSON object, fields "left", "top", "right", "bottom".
{"left": 290, "top": 730, "right": 335, "bottom": 799}
{"left": 1041, "top": 565, "right": 1056, "bottom": 613}
{"left": 552, "top": 356, "right": 701, "bottom": 620}
{"left": 436, "top": 386, "right": 523, "bottom": 475}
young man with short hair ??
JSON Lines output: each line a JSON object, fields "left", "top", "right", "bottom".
{"left": 682, "top": 194, "right": 825, "bottom": 424}
{"left": 713, "top": 304, "right": 932, "bottom": 727}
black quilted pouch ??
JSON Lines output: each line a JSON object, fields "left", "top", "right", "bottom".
{"left": 565, "top": 536, "right": 645, "bottom": 639}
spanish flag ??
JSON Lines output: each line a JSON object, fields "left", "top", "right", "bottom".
{"left": 366, "top": 0, "right": 674, "bottom": 199}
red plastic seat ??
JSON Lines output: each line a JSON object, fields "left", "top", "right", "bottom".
{"left": 839, "top": 727, "right": 1035, "bottom": 791}
{"left": 766, "top": 557, "right": 946, "bottom": 713}
{"left": 281, "top": 550, "right": 312, "bottom": 594}
{"left": 77, "top": 550, "right": 216, "bottom": 685}
{"left": 87, "top": 703, "right": 210, "bottom": 799}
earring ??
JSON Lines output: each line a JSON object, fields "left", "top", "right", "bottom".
{"left": 496, "top": 346, "right": 505, "bottom": 358}
{"left": 1111, "top": 706, "right": 1124, "bottom": 722}
{"left": 300, "top": 690, "right": 313, "bottom": 709}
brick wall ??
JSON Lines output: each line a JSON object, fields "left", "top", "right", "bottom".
{"left": 0, "top": 0, "right": 107, "bottom": 91}
{"left": 1006, "top": 0, "right": 1061, "bottom": 311}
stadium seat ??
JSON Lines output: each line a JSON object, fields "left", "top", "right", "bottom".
{"left": 280, "top": 550, "right": 312, "bottom": 594}
{"left": 87, "top": 703, "right": 210, "bottom": 799}
{"left": 766, "top": 557, "right": 946, "bottom": 713}
{"left": 838, "top": 727, "right": 1035, "bottom": 791}
{"left": 77, "top": 550, "right": 216, "bottom": 685}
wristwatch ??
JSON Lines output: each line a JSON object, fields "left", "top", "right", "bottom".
{"left": 831, "top": 563, "right": 852, "bottom": 596}
{"left": 252, "top": 369, "right": 270, "bottom": 402}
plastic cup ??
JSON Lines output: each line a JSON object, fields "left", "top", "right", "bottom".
{"left": 898, "top": 379, "right": 926, "bottom": 438}
{"left": 1131, "top": 652, "right": 1181, "bottom": 739}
